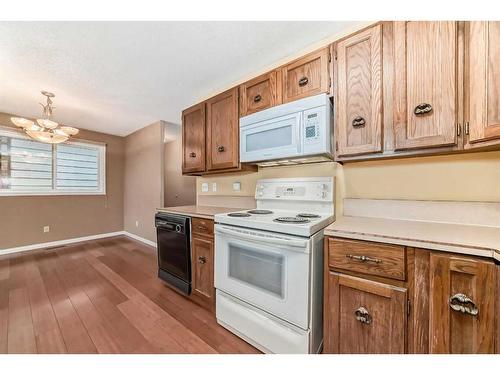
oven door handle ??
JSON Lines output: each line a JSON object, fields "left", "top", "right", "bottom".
{"left": 215, "top": 226, "right": 309, "bottom": 250}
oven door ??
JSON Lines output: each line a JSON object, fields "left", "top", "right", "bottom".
{"left": 215, "top": 224, "right": 310, "bottom": 329}
{"left": 240, "top": 112, "right": 302, "bottom": 163}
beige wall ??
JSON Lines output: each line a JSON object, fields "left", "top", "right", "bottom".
{"left": 197, "top": 150, "right": 500, "bottom": 214}
{"left": 0, "top": 112, "right": 125, "bottom": 249}
{"left": 123, "top": 121, "right": 164, "bottom": 242}
{"left": 163, "top": 122, "right": 196, "bottom": 207}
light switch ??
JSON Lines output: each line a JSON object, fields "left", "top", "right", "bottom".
{"left": 232, "top": 182, "right": 241, "bottom": 191}
{"left": 201, "top": 183, "right": 209, "bottom": 193}
{"left": 212, "top": 183, "right": 217, "bottom": 192}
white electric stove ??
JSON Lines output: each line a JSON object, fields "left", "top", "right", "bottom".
{"left": 214, "top": 177, "right": 334, "bottom": 354}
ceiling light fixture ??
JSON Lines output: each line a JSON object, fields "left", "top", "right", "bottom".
{"left": 10, "top": 91, "right": 79, "bottom": 144}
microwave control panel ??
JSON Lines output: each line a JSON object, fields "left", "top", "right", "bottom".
{"left": 304, "top": 112, "right": 320, "bottom": 143}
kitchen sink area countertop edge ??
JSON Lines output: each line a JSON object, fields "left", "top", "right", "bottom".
{"left": 157, "top": 205, "right": 241, "bottom": 219}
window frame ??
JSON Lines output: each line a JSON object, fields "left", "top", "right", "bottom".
{"left": 0, "top": 128, "right": 106, "bottom": 197}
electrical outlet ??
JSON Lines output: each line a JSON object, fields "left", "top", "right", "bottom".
{"left": 212, "top": 183, "right": 217, "bottom": 192}
{"left": 43, "top": 226, "right": 50, "bottom": 233}
{"left": 135, "top": 220, "right": 139, "bottom": 227}
{"left": 232, "top": 182, "right": 241, "bottom": 191}
{"left": 201, "top": 183, "right": 209, "bottom": 193}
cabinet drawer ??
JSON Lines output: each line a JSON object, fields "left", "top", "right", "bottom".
{"left": 191, "top": 217, "right": 214, "bottom": 237}
{"left": 328, "top": 238, "right": 406, "bottom": 280}
{"left": 281, "top": 47, "right": 330, "bottom": 103}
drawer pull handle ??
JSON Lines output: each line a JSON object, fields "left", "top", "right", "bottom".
{"left": 197, "top": 256, "right": 206, "bottom": 264}
{"left": 298, "top": 77, "right": 309, "bottom": 87}
{"left": 253, "top": 94, "right": 262, "bottom": 103}
{"left": 352, "top": 116, "right": 366, "bottom": 128}
{"left": 355, "top": 306, "right": 372, "bottom": 324}
{"left": 217, "top": 145, "right": 225, "bottom": 152}
{"left": 189, "top": 152, "right": 196, "bottom": 158}
{"left": 196, "top": 225, "right": 207, "bottom": 231}
{"left": 414, "top": 103, "right": 433, "bottom": 116}
{"left": 449, "top": 293, "right": 479, "bottom": 316}
{"left": 346, "top": 254, "right": 382, "bottom": 264}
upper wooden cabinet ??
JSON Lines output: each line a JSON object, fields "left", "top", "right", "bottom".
{"left": 429, "top": 253, "right": 496, "bottom": 353}
{"left": 282, "top": 48, "right": 331, "bottom": 103}
{"left": 466, "top": 21, "right": 500, "bottom": 146}
{"left": 182, "top": 103, "right": 206, "bottom": 174}
{"left": 335, "top": 24, "right": 383, "bottom": 156}
{"left": 240, "top": 71, "right": 282, "bottom": 117}
{"left": 206, "top": 87, "right": 240, "bottom": 171}
{"left": 393, "top": 21, "right": 458, "bottom": 150}
{"left": 325, "top": 272, "right": 407, "bottom": 354}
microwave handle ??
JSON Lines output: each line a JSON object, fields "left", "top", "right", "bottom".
{"left": 215, "top": 226, "right": 309, "bottom": 250}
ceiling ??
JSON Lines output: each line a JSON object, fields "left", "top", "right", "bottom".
{"left": 0, "top": 21, "right": 359, "bottom": 136}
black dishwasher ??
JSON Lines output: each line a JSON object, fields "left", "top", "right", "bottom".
{"left": 155, "top": 212, "right": 191, "bottom": 295}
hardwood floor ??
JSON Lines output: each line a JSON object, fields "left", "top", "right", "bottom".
{"left": 0, "top": 236, "right": 260, "bottom": 354}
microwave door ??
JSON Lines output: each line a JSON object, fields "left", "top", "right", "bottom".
{"left": 240, "top": 112, "right": 302, "bottom": 163}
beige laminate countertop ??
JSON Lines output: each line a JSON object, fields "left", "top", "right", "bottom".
{"left": 325, "top": 216, "right": 500, "bottom": 261}
{"left": 157, "top": 205, "right": 240, "bottom": 220}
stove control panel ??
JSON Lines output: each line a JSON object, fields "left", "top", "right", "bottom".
{"left": 255, "top": 177, "right": 333, "bottom": 202}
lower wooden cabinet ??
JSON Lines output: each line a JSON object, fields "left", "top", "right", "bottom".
{"left": 324, "top": 272, "right": 407, "bottom": 353}
{"left": 190, "top": 221, "right": 215, "bottom": 312}
{"left": 324, "top": 236, "right": 499, "bottom": 354}
{"left": 429, "top": 252, "right": 496, "bottom": 353}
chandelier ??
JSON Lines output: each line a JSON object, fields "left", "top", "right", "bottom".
{"left": 10, "top": 91, "right": 79, "bottom": 144}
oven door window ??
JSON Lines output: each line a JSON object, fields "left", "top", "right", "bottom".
{"left": 228, "top": 244, "right": 285, "bottom": 299}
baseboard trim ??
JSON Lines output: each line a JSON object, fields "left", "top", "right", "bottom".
{"left": 0, "top": 231, "right": 126, "bottom": 256}
{"left": 122, "top": 231, "right": 157, "bottom": 248}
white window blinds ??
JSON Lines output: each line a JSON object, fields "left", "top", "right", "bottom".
{"left": 0, "top": 130, "right": 105, "bottom": 195}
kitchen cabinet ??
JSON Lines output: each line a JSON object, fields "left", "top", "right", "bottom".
{"left": 466, "top": 21, "right": 500, "bottom": 148}
{"left": 334, "top": 24, "right": 383, "bottom": 157}
{"left": 240, "top": 71, "right": 282, "bottom": 117}
{"left": 281, "top": 47, "right": 331, "bottom": 103}
{"left": 206, "top": 87, "right": 240, "bottom": 171}
{"left": 182, "top": 103, "right": 206, "bottom": 174}
{"left": 325, "top": 272, "right": 407, "bottom": 354}
{"left": 324, "top": 236, "right": 499, "bottom": 354}
{"left": 190, "top": 217, "right": 215, "bottom": 311}
{"left": 429, "top": 252, "right": 496, "bottom": 353}
{"left": 393, "top": 21, "right": 458, "bottom": 150}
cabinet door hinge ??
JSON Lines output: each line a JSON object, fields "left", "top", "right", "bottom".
{"left": 456, "top": 123, "right": 462, "bottom": 137}
{"left": 328, "top": 50, "right": 332, "bottom": 63}
{"left": 465, "top": 122, "right": 470, "bottom": 135}
{"left": 407, "top": 299, "right": 411, "bottom": 316}
{"left": 335, "top": 141, "right": 339, "bottom": 151}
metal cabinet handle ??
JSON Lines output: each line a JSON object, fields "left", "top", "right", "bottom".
{"left": 298, "top": 77, "right": 309, "bottom": 87}
{"left": 352, "top": 116, "right": 366, "bottom": 128}
{"left": 189, "top": 152, "right": 196, "bottom": 158}
{"left": 253, "top": 94, "right": 262, "bottom": 103}
{"left": 414, "top": 103, "right": 433, "bottom": 116}
{"left": 196, "top": 225, "right": 207, "bottom": 231}
{"left": 346, "top": 254, "right": 382, "bottom": 264}
{"left": 197, "top": 256, "right": 206, "bottom": 264}
{"left": 355, "top": 307, "right": 372, "bottom": 324}
{"left": 449, "top": 293, "right": 479, "bottom": 316}
{"left": 217, "top": 145, "right": 225, "bottom": 152}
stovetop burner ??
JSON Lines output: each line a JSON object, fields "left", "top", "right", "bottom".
{"left": 247, "top": 209, "right": 274, "bottom": 215}
{"left": 273, "top": 217, "right": 311, "bottom": 224}
{"left": 227, "top": 212, "right": 251, "bottom": 217}
{"left": 296, "top": 213, "right": 321, "bottom": 219}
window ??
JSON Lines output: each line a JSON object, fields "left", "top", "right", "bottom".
{"left": 0, "top": 129, "right": 106, "bottom": 195}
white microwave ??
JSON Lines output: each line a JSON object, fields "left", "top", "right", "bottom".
{"left": 239, "top": 93, "right": 333, "bottom": 166}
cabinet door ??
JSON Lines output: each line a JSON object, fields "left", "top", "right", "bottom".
{"left": 467, "top": 21, "right": 500, "bottom": 145}
{"left": 182, "top": 103, "right": 206, "bottom": 174}
{"left": 192, "top": 236, "right": 214, "bottom": 309}
{"left": 324, "top": 273, "right": 407, "bottom": 354}
{"left": 240, "top": 71, "right": 281, "bottom": 116}
{"left": 394, "top": 21, "right": 458, "bottom": 150}
{"left": 335, "top": 24, "right": 383, "bottom": 156}
{"left": 282, "top": 48, "right": 330, "bottom": 103}
{"left": 206, "top": 87, "right": 239, "bottom": 171}
{"left": 429, "top": 253, "right": 495, "bottom": 353}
